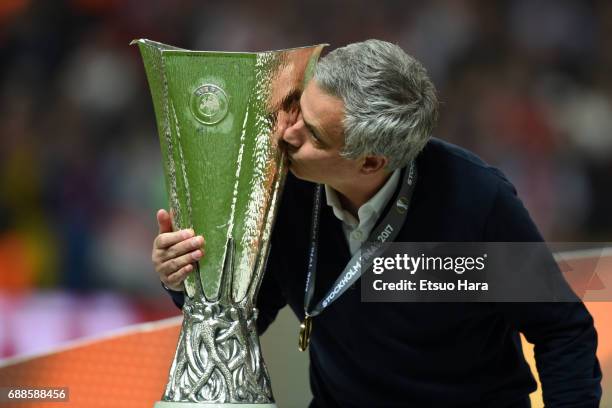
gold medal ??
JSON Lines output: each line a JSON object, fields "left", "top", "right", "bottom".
{"left": 298, "top": 315, "right": 313, "bottom": 352}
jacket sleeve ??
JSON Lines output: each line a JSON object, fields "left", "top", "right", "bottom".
{"left": 484, "top": 178, "right": 602, "bottom": 407}
{"left": 162, "top": 283, "right": 185, "bottom": 310}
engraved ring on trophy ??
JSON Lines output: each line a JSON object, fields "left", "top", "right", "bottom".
{"left": 191, "top": 84, "right": 229, "bottom": 125}
{"left": 132, "top": 39, "right": 326, "bottom": 407}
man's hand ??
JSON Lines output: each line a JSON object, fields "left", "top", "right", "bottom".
{"left": 152, "top": 209, "right": 205, "bottom": 291}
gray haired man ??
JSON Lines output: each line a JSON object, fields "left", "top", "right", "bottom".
{"left": 153, "top": 40, "right": 601, "bottom": 407}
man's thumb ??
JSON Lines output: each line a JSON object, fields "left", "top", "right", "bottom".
{"left": 157, "top": 209, "right": 173, "bottom": 234}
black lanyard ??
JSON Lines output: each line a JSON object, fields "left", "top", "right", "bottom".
{"left": 298, "top": 162, "right": 417, "bottom": 351}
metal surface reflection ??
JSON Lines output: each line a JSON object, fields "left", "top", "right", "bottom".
{"left": 132, "top": 39, "right": 325, "bottom": 406}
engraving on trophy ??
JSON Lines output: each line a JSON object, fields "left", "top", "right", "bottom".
{"left": 191, "top": 84, "right": 229, "bottom": 125}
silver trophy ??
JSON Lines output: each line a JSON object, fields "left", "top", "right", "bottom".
{"left": 132, "top": 39, "right": 325, "bottom": 407}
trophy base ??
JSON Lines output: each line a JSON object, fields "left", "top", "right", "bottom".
{"left": 155, "top": 403, "right": 277, "bottom": 407}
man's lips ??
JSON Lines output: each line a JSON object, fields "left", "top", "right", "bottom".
{"left": 284, "top": 148, "right": 296, "bottom": 163}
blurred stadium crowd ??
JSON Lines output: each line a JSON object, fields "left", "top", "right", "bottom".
{"left": 0, "top": 0, "right": 611, "bottom": 355}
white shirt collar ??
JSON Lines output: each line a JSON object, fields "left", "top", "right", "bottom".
{"left": 324, "top": 169, "right": 401, "bottom": 228}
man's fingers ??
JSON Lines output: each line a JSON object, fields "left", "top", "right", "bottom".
{"left": 160, "top": 250, "right": 203, "bottom": 277}
{"left": 165, "top": 264, "right": 194, "bottom": 289}
{"left": 155, "top": 229, "right": 195, "bottom": 249}
{"left": 157, "top": 209, "right": 173, "bottom": 234}
{"left": 158, "top": 235, "right": 205, "bottom": 263}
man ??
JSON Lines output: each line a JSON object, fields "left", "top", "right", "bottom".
{"left": 152, "top": 40, "right": 601, "bottom": 407}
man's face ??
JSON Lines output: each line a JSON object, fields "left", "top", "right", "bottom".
{"left": 281, "top": 80, "right": 361, "bottom": 186}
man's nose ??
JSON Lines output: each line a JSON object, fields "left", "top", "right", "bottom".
{"left": 282, "top": 118, "right": 305, "bottom": 149}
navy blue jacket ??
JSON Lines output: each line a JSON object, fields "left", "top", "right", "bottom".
{"left": 168, "top": 138, "right": 601, "bottom": 407}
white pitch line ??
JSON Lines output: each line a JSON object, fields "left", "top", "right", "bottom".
{"left": 553, "top": 247, "right": 612, "bottom": 261}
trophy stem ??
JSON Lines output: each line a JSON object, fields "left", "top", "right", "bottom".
{"left": 158, "top": 296, "right": 274, "bottom": 405}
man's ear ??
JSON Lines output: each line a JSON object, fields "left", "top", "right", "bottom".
{"left": 360, "top": 155, "right": 388, "bottom": 174}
